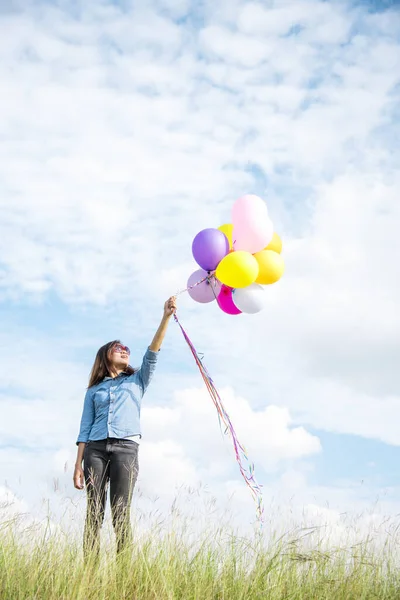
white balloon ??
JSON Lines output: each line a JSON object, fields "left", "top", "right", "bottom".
{"left": 232, "top": 283, "right": 266, "bottom": 314}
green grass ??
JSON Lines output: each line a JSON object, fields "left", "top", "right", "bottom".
{"left": 1, "top": 490, "right": 400, "bottom": 600}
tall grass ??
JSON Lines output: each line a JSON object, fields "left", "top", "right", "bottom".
{"left": 1, "top": 488, "right": 400, "bottom": 599}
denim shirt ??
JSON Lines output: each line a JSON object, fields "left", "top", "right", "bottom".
{"left": 76, "top": 346, "right": 158, "bottom": 446}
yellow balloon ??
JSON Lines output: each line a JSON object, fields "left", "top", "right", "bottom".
{"left": 218, "top": 224, "right": 233, "bottom": 250}
{"left": 265, "top": 232, "right": 282, "bottom": 254}
{"left": 216, "top": 251, "right": 259, "bottom": 288}
{"left": 254, "top": 250, "right": 285, "bottom": 284}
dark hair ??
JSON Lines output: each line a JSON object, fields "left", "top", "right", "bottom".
{"left": 88, "top": 339, "right": 137, "bottom": 388}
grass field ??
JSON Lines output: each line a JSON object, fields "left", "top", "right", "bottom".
{"left": 1, "top": 491, "right": 400, "bottom": 600}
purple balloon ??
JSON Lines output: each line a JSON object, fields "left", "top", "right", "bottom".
{"left": 192, "top": 228, "right": 230, "bottom": 271}
{"left": 187, "top": 269, "right": 222, "bottom": 304}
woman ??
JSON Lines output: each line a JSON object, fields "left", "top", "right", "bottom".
{"left": 73, "top": 296, "right": 177, "bottom": 563}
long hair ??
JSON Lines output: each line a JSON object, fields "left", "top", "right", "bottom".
{"left": 88, "top": 339, "right": 137, "bottom": 388}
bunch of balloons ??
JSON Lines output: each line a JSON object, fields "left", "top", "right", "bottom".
{"left": 187, "top": 194, "right": 284, "bottom": 315}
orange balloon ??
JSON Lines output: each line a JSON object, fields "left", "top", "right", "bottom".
{"left": 254, "top": 250, "right": 285, "bottom": 284}
{"left": 264, "top": 232, "right": 282, "bottom": 254}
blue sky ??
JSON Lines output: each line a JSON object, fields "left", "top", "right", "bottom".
{"left": 0, "top": 0, "right": 399, "bottom": 546}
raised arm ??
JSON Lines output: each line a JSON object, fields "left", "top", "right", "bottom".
{"left": 137, "top": 297, "right": 177, "bottom": 393}
{"left": 149, "top": 296, "right": 177, "bottom": 352}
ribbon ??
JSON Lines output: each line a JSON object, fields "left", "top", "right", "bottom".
{"left": 175, "top": 271, "right": 216, "bottom": 297}
{"left": 173, "top": 312, "right": 264, "bottom": 526}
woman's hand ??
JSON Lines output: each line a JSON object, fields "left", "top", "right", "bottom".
{"left": 163, "top": 296, "right": 177, "bottom": 319}
{"left": 73, "top": 464, "right": 85, "bottom": 490}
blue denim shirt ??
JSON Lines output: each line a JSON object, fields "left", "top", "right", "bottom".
{"left": 76, "top": 346, "right": 158, "bottom": 446}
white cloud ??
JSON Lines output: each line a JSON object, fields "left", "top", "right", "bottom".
{"left": 200, "top": 25, "right": 273, "bottom": 67}
{"left": 237, "top": 3, "right": 299, "bottom": 37}
{"left": 139, "top": 440, "right": 199, "bottom": 494}
{"left": 141, "top": 386, "right": 321, "bottom": 474}
{"left": 237, "top": 1, "right": 352, "bottom": 44}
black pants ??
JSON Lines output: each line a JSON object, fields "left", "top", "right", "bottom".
{"left": 83, "top": 437, "right": 139, "bottom": 563}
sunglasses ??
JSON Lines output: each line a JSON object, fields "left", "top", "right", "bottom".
{"left": 112, "top": 343, "right": 131, "bottom": 355}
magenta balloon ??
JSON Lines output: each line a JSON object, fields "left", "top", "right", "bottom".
{"left": 192, "top": 228, "right": 230, "bottom": 271}
{"left": 217, "top": 285, "right": 242, "bottom": 315}
{"left": 187, "top": 269, "right": 222, "bottom": 304}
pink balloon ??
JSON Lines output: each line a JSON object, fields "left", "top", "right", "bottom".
{"left": 217, "top": 285, "right": 242, "bottom": 315}
{"left": 232, "top": 194, "right": 274, "bottom": 254}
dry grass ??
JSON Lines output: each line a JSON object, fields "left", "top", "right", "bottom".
{"left": 1, "top": 488, "right": 400, "bottom": 599}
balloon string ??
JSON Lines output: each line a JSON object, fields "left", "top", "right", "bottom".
{"left": 173, "top": 312, "right": 264, "bottom": 526}
{"left": 175, "top": 271, "right": 217, "bottom": 297}
{"left": 209, "top": 279, "right": 219, "bottom": 302}
{"left": 175, "top": 276, "right": 207, "bottom": 297}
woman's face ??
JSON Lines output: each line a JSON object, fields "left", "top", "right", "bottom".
{"left": 108, "top": 342, "right": 130, "bottom": 370}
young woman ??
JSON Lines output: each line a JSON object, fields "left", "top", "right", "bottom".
{"left": 73, "top": 296, "right": 177, "bottom": 563}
